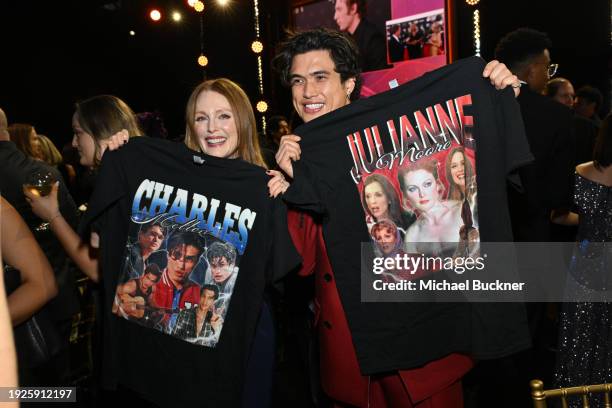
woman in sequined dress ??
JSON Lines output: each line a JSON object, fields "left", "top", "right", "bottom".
{"left": 553, "top": 114, "right": 612, "bottom": 406}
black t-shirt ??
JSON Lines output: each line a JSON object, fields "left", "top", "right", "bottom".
{"left": 80, "top": 137, "right": 299, "bottom": 406}
{"left": 284, "top": 56, "right": 533, "bottom": 374}
{"left": 510, "top": 87, "right": 575, "bottom": 241}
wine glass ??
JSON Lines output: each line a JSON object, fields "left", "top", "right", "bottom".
{"left": 23, "top": 170, "right": 56, "bottom": 231}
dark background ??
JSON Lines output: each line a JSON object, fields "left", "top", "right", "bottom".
{"left": 1, "top": 0, "right": 609, "bottom": 148}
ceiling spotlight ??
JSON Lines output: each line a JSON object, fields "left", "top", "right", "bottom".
{"left": 194, "top": 1, "right": 205, "bottom": 12}
{"left": 256, "top": 101, "right": 268, "bottom": 113}
{"left": 172, "top": 11, "right": 182, "bottom": 22}
{"left": 217, "top": 0, "right": 229, "bottom": 6}
{"left": 251, "top": 40, "right": 263, "bottom": 54}
{"left": 187, "top": 0, "right": 196, "bottom": 6}
{"left": 149, "top": 9, "right": 162, "bottom": 21}
{"left": 465, "top": 0, "right": 480, "bottom": 5}
{"left": 198, "top": 54, "right": 209, "bottom": 67}
{"left": 129, "top": 30, "right": 136, "bottom": 36}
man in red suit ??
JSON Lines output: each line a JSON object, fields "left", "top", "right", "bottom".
{"left": 269, "top": 28, "right": 521, "bottom": 407}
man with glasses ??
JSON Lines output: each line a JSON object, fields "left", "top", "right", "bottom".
{"left": 494, "top": 27, "right": 575, "bottom": 242}
{"left": 150, "top": 231, "right": 205, "bottom": 332}
{"left": 492, "top": 28, "right": 575, "bottom": 407}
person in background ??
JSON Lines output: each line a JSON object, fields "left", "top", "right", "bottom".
{"left": 0, "top": 107, "right": 79, "bottom": 387}
{"left": 494, "top": 26, "right": 576, "bottom": 407}
{"left": 24, "top": 95, "right": 143, "bottom": 283}
{"left": 494, "top": 27, "right": 575, "bottom": 241}
{"left": 425, "top": 22, "right": 444, "bottom": 56}
{"left": 8, "top": 123, "right": 44, "bottom": 161}
{"left": 1, "top": 196, "right": 58, "bottom": 385}
{"left": 387, "top": 24, "right": 405, "bottom": 63}
{"left": 261, "top": 115, "right": 291, "bottom": 168}
{"left": 333, "top": 0, "right": 387, "bottom": 72}
{"left": 267, "top": 115, "right": 291, "bottom": 152}
{"left": 405, "top": 22, "right": 424, "bottom": 59}
{"left": 574, "top": 85, "right": 604, "bottom": 128}
{"left": 38, "top": 134, "right": 77, "bottom": 188}
{"left": 137, "top": 111, "right": 169, "bottom": 139}
{"left": 552, "top": 114, "right": 612, "bottom": 408}
{"left": 545, "top": 77, "right": 575, "bottom": 108}
{"left": 0, "top": 271, "right": 18, "bottom": 400}
{"left": 545, "top": 79, "right": 599, "bottom": 167}
{"left": 0, "top": 200, "right": 20, "bottom": 401}
{"left": 37, "top": 134, "right": 64, "bottom": 166}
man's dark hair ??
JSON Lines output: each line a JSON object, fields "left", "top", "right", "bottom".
{"left": 167, "top": 231, "right": 205, "bottom": 255}
{"left": 593, "top": 114, "right": 612, "bottom": 170}
{"left": 576, "top": 85, "right": 603, "bottom": 111}
{"left": 137, "top": 111, "right": 169, "bottom": 139}
{"left": 143, "top": 263, "right": 162, "bottom": 281}
{"left": 390, "top": 24, "right": 400, "bottom": 35}
{"left": 273, "top": 28, "right": 362, "bottom": 101}
{"left": 494, "top": 28, "right": 552, "bottom": 71}
{"left": 201, "top": 284, "right": 220, "bottom": 300}
{"left": 206, "top": 241, "right": 237, "bottom": 265}
{"left": 544, "top": 77, "right": 572, "bottom": 98}
{"left": 139, "top": 221, "right": 166, "bottom": 237}
{"left": 268, "top": 115, "right": 288, "bottom": 135}
{"left": 340, "top": 0, "right": 367, "bottom": 18}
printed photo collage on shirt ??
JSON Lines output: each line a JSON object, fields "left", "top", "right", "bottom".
{"left": 357, "top": 140, "right": 480, "bottom": 283}
{"left": 112, "top": 212, "right": 240, "bottom": 347}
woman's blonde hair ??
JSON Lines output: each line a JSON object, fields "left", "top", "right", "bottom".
{"left": 184, "top": 78, "right": 266, "bottom": 168}
{"left": 75, "top": 95, "right": 142, "bottom": 166}
{"left": 37, "top": 134, "right": 63, "bottom": 166}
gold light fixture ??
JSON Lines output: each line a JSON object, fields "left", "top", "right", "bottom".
{"left": 473, "top": 10, "right": 481, "bottom": 56}
{"left": 256, "top": 101, "right": 268, "bottom": 113}
{"left": 198, "top": 54, "right": 209, "bottom": 67}
{"left": 251, "top": 40, "right": 263, "bottom": 54}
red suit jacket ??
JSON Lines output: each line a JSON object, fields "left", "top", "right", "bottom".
{"left": 287, "top": 209, "right": 473, "bottom": 407}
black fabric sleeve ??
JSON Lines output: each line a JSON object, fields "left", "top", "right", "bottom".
{"left": 78, "top": 150, "right": 127, "bottom": 238}
{"left": 267, "top": 198, "right": 301, "bottom": 286}
{"left": 499, "top": 88, "right": 534, "bottom": 191}
{"left": 56, "top": 172, "right": 79, "bottom": 230}
{"left": 282, "top": 160, "right": 328, "bottom": 215}
{"left": 365, "top": 30, "right": 388, "bottom": 71}
{"left": 547, "top": 111, "right": 575, "bottom": 210}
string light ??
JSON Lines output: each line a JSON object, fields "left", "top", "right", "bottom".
{"left": 187, "top": 0, "right": 196, "bottom": 6}
{"left": 252, "top": 0, "right": 265, "bottom": 133}
{"left": 473, "top": 9, "right": 481, "bottom": 56}
{"left": 149, "top": 9, "right": 162, "bottom": 21}
{"left": 251, "top": 40, "right": 263, "bottom": 54}
{"left": 196, "top": 5, "right": 207, "bottom": 72}
{"left": 256, "top": 101, "right": 268, "bottom": 113}
{"left": 465, "top": 0, "right": 480, "bottom": 5}
{"left": 172, "top": 11, "right": 182, "bottom": 22}
{"left": 257, "top": 56, "right": 264, "bottom": 95}
{"left": 217, "top": 0, "right": 229, "bottom": 6}
{"left": 253, "top": 0, "right": 260, "bottom": 38}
